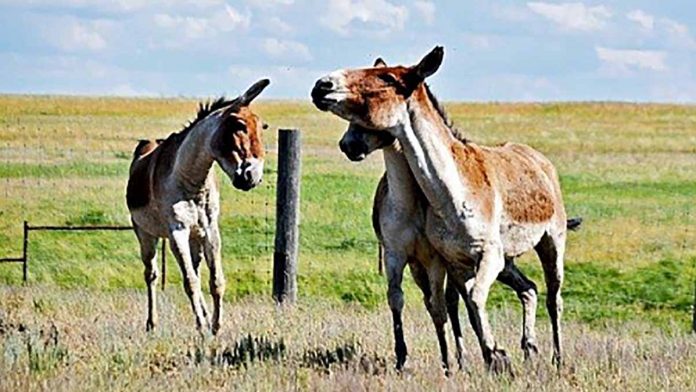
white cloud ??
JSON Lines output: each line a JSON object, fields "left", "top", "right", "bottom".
{"left": 413, "top": 1, "right": 435, "bottom": 25}
{"left": 321, "top": 0, "right": 409, "bottom": 36}
{"left": 624, "top": 11, "right": 696, "bottom": 49}
{"left": 43, "top": 19, "right": 112, "bottom": 52}
{"left": 462, "top": 33, "right": 492, "bottom": 49}
{"left": 662, "top": 18, "right": 688, "bottom": 36}
{"left": 153, "top": 4, "right": 250, "bottom": 43}
{"left": 244, "top": 0, "right": 293, "bottom": 9}
{"left": 626, "top": 9, "right": 654, "bottom": 31}
{"left": 596, "top": 47, "right": 667, "bottom": 72}
{"left": 99, "top": 0, "right": 164, "bottom": 12}
{"left": 527, "top": 2, "right": 612, "bottom": 31}
{"left": 266, "top": 16, "right": 294, "bottom": 34}
{"left": 262, "top": 38, "right": 312, "bottom": 62}
{"left": 224, "top": 4, "right": 252, "bottom": 29}
{"left": 227, "top": 64, "right": 328, "bottom": 99}
{"left": 153, "top": 14, "right": 210, "bottom": 40}
{"left": 491, "top": 4, "right": 532, "bottom": 22}
{"left": 660, "top": 18, "right": 696, "bottom": 48}
{"left": 463, "top": 73, "right": 560, "bottom": 101}
{"left": 0, "top": 53, "right": 152, "bottom": 95}
{"left": 0, "top": 0, "right": 223, "bottom": 13}
{"left": 63, "top": 23, "right": 106, "bottom": 51}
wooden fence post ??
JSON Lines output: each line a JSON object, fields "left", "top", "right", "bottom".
{"left": 273, "top": 128, "right": 301, "bottom": 305}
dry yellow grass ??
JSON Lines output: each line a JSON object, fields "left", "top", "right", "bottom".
{"left": 1, "top": 285, "right": 695, "bottom": 391}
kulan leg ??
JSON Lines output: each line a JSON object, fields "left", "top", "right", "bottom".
{"left": 168, "top": 226, "right": 209, "bottom": 331}
{"left": 445, "top": 276, "right": 466, "bottom": 370}
{"left": 190, "top": 238, "right": 210, "bottom": 325}
{"left": 427, "top": 261, "right": 449, "bottom": 373}
{"left": 448, "top": 257, "right": 540, "bottom": 366}
{"left": 497, "top": 259, "right": 539, "bottom": 359}
{"left": 203, "top": 224, "right": 226, "bottom": 335}
{"left": 134, "top": 225, "right": 159, "bottom": 332}
{"left": 410, "top": 260, "right": 450, "bottom": 373}
{"left": 466, "top": 243, "right": 511, "bottom": 374}
{"left": 444, "top": 263, "right": 479, "bottom": 368}
{"left": 535, "top": 232, "right": 566, "bottom": 368}
{"left": 385, "top": 249, "right": 408, "bottom": 370}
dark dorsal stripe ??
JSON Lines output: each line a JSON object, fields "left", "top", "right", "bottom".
{"left": 423, "top": 83, "right": 468, "bottom": 144}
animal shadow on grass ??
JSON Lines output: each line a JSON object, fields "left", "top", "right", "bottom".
{"left": 188, "top": 334, "right": 387, "bottom": 375}
{"left": 300, "top": 340, "right": 388, "bottom": 375}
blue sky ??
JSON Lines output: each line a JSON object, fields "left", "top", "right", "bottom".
{"left": 0, "top": 0, "right": 694, "bottom": 102}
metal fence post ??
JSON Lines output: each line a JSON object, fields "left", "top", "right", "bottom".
{"left": 692, "top": 281, "right": 696, "bottom": 333}
{"left": 161, "top": 239, "right": 167, "bottom": 291}
{"left": 22, "top": 221, "right": 28, "bottom": 283}
{"left": 2, "top": 224, "right": 137, "bottom": 284}
{"left": 273, "top": 128, "right": 301, "bottom": 305}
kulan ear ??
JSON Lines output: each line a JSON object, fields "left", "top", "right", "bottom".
{"left": 413, "top": 46, "right": 444, "bottom": 80}
{"left": 373, "top": 57, "right": 388, "bottom": 68}
{"left": 240, "top": 78, "right": 270, "bottom": 105}
{"left": 218, "top": 112, "right": 248, "bottom": 139}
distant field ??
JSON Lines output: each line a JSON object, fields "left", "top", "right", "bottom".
{"left": 1, "top": 95, "right": 695, "bottom": 330}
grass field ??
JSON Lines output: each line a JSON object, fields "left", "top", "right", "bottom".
{"left": 2, "top": 285, "right": 695, "bottom": 391}
{"left": 1, "top": 96, "right": 695, "bottom": 390}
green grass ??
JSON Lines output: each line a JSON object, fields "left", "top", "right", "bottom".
{"left": 1, "top": 96, "right": 695, "bottom": 331}
{"left": 0, "top": 162, "right": 127, "bottom": 179}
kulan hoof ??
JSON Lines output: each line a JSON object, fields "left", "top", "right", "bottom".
{"left": 522, "top": 341, "right": 539, "bottom": 361}
{"left": 395, "top": 342, "right": 408, "bottom": 372}
{"left": 145, "top": 320, "right": 155, "bottom": 332}
{"left": 487, "top": 349, "right": 514, "bottom": 377}
{"left": 395, "top": 356, "right": 407, "bottom": 372}
{"left": 552, "top": 352, "right": 563, "bottom": 370}
{"left": 439, "top": 358, "right": 452, "bottom": 377}
{"left": 455, "top": 350, "right": 468, "bottom": 372}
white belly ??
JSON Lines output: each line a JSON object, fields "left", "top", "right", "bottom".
{"left": 500, "top": 220, "right": 547, "bottom": 257}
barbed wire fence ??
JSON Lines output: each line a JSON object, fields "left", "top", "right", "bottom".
{"left": 1, "top": 98, "right": 695, "bottom": 330}
{"left": 0, "top": 98, "right": 282, "bottom": 299}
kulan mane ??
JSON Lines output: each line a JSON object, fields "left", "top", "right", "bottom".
{"left": 179, "top": 96, "right": 239, "bottom": 136}
{"left": 423, "top": 83, "right": 469, "bottom": 144}
{"left": 149, "top": 97, "right": 240, "bottom": 165}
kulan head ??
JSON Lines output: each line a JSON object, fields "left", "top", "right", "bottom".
{"left": 337, "top": 58, "right": 396, "bottom": 162}
{"left": 339, "top": 122, "right": 395, "bottom": 161}
{"left": 209, "top": 79, "right": 270, "bottom": 191}
{"left": 311, "top": 46, "right": 445, "bottom": 131}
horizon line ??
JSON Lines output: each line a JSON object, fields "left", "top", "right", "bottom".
{"left": 1, "top": 93, "right": 694, "bottom": 106}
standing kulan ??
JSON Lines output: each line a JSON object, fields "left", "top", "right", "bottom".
{"left": 127, "top": 79, "right": 270, "bottom": 334}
